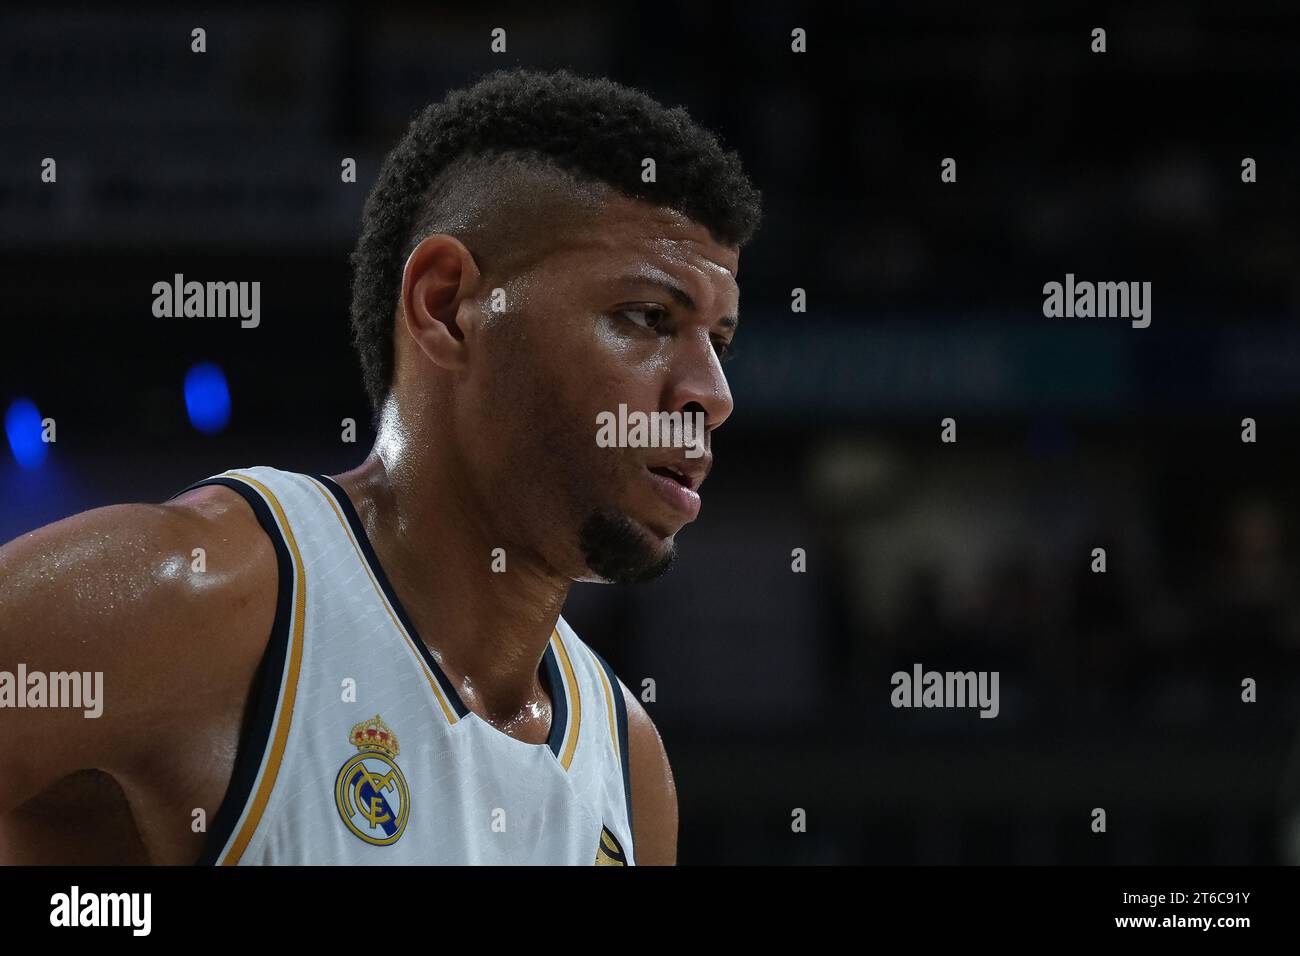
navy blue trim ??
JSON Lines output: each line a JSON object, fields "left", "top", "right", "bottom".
{"left": 170, "top": 475, "right": 294, "bottom": 866}
{"left": 588, "top": 645, "right": 635, "bottom": 857}
{"left": 541, "top": 641, "right": 568, "bottom": 759}
{"left": 312, "top": 473, "right": 470, "bottom": 720}
{"left": 597, "top": 825, "right": 628, "bottom": 864}
{"left": 311, "top": 474, "right": 569, "bottom": 754}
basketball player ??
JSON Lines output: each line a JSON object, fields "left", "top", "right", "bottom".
{"left": 0, "top": 68, "right": 761, "bottom": 864}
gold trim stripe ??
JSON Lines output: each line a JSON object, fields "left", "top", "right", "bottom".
{"left": 305, "top": 477, "right": 460, "bottom": 725}
{"left": 586, "top": 645, "right": 621, "bottom": 764}
{"left": 552, "top": 629, "right": 582, "bottom": 770}
{"left": 218, "top": 473, "right": 306, "bottom": 866}
{"left": 306, "top": 476, "right": 582, "bottom": 767}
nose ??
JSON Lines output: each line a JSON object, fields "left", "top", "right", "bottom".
{"left": 664, "top": 329, "right": 734, "bottom": 432}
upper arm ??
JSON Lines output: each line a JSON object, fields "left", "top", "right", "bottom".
{"left": 620, "top": 680, "right": 677, "bottom": 865}
{"left": 0, "top": 488, "right": 275, "bottom": 815}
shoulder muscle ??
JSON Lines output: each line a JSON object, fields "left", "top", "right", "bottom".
{"left": 0, "top": 484, "right": 276, "bottom": 811}
{"left": 619, "top": 679, "right": 677, "bottom": 865}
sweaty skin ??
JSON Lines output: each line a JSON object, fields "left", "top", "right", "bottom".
{"left": 0, "top": 194, "right": 739, "bottom": 864}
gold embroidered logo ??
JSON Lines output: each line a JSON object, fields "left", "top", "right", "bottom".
{"left": 334, "top": 714, "right": 410, "bottom": 846}
{"left": 595, "top": 825, "right": 628, "bottom": 865}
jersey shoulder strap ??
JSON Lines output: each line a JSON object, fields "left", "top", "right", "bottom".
{"left": 169, "top": 465, "right": 310, "bottom": 866}
{"left": 556, "top": 619, "right": 635, "bottom": 848}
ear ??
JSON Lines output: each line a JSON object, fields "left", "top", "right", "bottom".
{"left": 399, "top": 234, "right": 483, "bottom": 371}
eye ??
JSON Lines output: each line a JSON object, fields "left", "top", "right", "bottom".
{"left": 617, "top": 305, "right": 668, "bottom": 330}
{"left": 714, "top": 339, "right": 737, "bottom": 363}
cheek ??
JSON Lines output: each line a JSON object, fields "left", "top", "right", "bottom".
{"left": 587, "top": 317, "right": 668, "bottom": 403}
{"left": 591, "top": 313, "right": 634, "bottom": 355}
{"left": 491, "top": 314, "right": 659, "bottom": 485}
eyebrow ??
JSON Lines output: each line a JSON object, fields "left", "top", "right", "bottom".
{"left": 618, "top": 274, "right": 740, "bottom": 331}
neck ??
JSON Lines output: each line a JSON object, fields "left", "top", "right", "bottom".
{"left": 331, "top": 427, "right": 571, "bottom": 724}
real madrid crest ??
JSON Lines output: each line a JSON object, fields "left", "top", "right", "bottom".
{"left": 335, "top": 714, "right": 410, "bottom": 845}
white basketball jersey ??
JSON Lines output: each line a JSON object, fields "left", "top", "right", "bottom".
{"left": 175, "top": 466, "right": 636, "bottom": 866}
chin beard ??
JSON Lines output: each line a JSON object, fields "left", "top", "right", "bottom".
{"left": 578, "top": 509, "right": 676, "bottom": 584}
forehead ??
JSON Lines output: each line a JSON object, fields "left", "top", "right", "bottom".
{"left": 544, "top": 194, "right": 740, "bottom": 285}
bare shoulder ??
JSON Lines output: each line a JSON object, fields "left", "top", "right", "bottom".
{"left": 1, "top": 482, "right": 277, "bottom": 655}
{"left": 618, "top": 678, "right": 678, "bottom": 865}
{"left": 0, "top": 482, "right": 278, "bottom": 811}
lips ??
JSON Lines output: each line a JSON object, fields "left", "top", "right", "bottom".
{"left": 645, "top": 465, "right": 702, "bottom": 520}
{"left": 643, "top": 453, "right": 709, "bottom": 521}
{"left": 648, "top": 464, "right": 692, "bottom": 487}
{"left": 644, "top": 455, "right": 709, "bottom": 492}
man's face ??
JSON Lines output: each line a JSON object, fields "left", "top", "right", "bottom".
{"left": 469, "top": 195, "right": 739, "bottom": 584}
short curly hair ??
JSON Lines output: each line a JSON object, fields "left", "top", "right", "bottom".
{"left": 348, "top": 67, "right": 763, "bottom": 416}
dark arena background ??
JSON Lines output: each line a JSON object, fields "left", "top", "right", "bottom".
{"left": 3, "top": 0, "right": 1300, "bottom": 885}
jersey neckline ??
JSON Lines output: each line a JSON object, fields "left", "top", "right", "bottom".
{"left": 312, "top": 473, "right": 573, "bottom": 763}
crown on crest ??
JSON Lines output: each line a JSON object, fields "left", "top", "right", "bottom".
{"left": 350, "top": 714, "right": 400, "bottom": 757}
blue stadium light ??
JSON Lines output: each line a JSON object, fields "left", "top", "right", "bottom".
{"left": 184, "top": 362, "right": 231, "bottom": 434}
{"left": 4, "top": 397, "right": 48, "bottom": 470}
